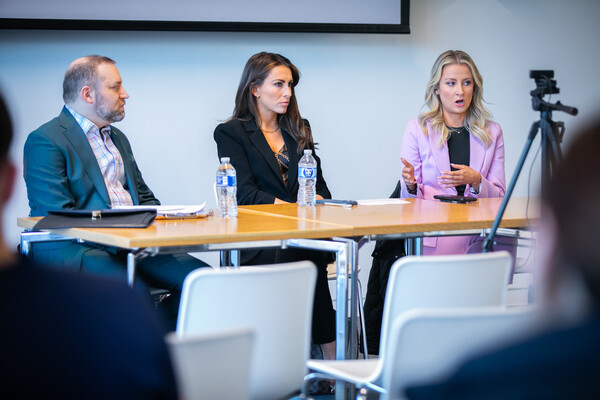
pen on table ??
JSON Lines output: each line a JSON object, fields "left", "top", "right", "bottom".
{"left": 316, "top": 199, "right": 358, "bottom": 208}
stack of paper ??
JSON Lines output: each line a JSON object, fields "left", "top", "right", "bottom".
{"left": 356, "top": 199, "right": 410, "bottom": 206}
{"left": 113, "top": 203, "right": 210, "bottom": 219}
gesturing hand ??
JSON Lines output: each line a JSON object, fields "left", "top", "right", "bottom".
{"left": 401, "top": 158, "right": 416, "bottom": 191}
{"left": 439, "top": 163, "right": 481, "bottom": 189}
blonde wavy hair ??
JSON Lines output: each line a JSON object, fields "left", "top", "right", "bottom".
{"left": 418, "top": 50, "right": 493, "bottom": 147}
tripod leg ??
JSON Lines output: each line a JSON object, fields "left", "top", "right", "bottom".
{"left": 542, "top": 119, "right": 564, "bottom": 188}
{"left": 483, "top": 121, "right": 540, "bottom": 252}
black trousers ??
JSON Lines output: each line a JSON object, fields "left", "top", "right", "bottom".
{"left": 242, "top": 247, "right": 336, "bottom": 344}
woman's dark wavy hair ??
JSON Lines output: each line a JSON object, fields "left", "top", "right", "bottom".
{"left": 229, "top": 52, "right": 314, "bottom": 151}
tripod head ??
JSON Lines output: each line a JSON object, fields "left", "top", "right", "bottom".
{"left": 530, "top": 70, "right": 558, "bottom": 98}
{"left": 530, "top": 70, "right": 578, "bottom": 116}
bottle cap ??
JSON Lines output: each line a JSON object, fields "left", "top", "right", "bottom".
{"left": 303, "top": 149, "right": 312, "bottom": 155}
{"left": 220, "top": 157, "right": 230, "bottom": 163}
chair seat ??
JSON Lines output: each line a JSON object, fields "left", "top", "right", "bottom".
{"left": 305, "top": 306, "right": 536, "bottom": 400}
{"left": 307, "top": 359, "right": 380, "bottom": 384}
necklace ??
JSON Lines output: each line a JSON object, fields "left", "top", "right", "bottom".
{"left": 447, "top": 125, "right": 469, "bottom": 134}
{"left": 262, "top": 125, "right": 280, "bottom": 134}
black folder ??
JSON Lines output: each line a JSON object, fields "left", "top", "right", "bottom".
{"left": 33, "top": 209, "right": 157, "bottom": 230}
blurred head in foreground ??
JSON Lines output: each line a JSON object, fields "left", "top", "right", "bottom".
{"left": 0, "top": 92, "right": 16, "bottom": 262}
{"left": 540, "top": 118, "right": 600, "bottom": 314}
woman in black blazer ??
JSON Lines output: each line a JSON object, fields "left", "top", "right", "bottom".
{"left": 214, "top": 52, "right": 336, "bottom": 359}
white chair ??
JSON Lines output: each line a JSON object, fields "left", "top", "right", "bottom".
{"left": 305, "top": 251, "right": 514, "bottom": 398}
{"left": 305, "top": 306, "right": 535, "bottom": 400}
{"left": 377, "top": 251, "right": 512, "bottom": 356}
{"left": 176, "top": 261, "right": 317, "bottom": 400}
{"left": 165, "top": 327, "right": 254, "bottom": 400}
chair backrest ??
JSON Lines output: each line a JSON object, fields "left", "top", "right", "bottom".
{"left": 176, "top": 261, "right": 317, "bottom": 400}
{"left": 165, "top": 327, "right": 254, "bottom": 400}
{"left": 379, "top": 251, "right": 512, "bottom": 356}
{"left": 382, "top": 306, "right": 536, "bottom": 400}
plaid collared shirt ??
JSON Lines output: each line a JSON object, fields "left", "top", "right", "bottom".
{"left": 66, "top": 105, "right": 134, "bottom": 207}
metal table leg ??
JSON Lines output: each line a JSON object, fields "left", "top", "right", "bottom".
{"left": 285, "top": 237, "right": 358, "bottom": 400}
{"left": 20, "top": 231, "right": 74, "bottom": 256}
{"left": 127, "top": 251, "right": 136, "bottom": 287}
{"left": 406, "top": 237, "right": 423, "bottom": 256}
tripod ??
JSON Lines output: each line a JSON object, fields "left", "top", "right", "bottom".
{"left": 482, "top": 74, "right": 577, "bottom": 253}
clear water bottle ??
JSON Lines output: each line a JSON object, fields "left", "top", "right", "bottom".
{"left": 297, "top": 149, "right": 317, "bottom": 207}
{"left": 216, "top": 157, "right": 238, "bottom": 218}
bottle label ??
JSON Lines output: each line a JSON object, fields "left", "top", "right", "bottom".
{"left": 216, "top": 176, "right": 236, "bottom": 187}
{"left": 298, "top": 167, "right": 316, "bottom": 178}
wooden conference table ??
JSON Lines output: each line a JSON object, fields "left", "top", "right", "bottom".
{"left": 241, "top": 196, "right": 534, "bottom": 241}
{"left": 18, "top": 196, "right": 536, "bottom": 363}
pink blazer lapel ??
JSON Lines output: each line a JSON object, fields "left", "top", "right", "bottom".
{"left": 427, "top": 125, "right": 451, "bottom": 174}
{"left": 469, "top": 133, "right": 485, "bottom": 173}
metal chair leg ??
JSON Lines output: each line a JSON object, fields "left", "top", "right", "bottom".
{"left": 327, "top": 262, "right": 369, "bottom": 359}
{"left": 356, "top": 279, "right": 369, "bottom": 359}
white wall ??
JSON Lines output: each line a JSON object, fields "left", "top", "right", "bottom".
{"left": 1, "top": 0, "right": 598, "bottom": 263}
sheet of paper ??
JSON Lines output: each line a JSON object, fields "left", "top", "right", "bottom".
{"left": 113, "top": 203, "right": 206, "bottom": 216}
{"left": 356, "top": 199, "right": 410, "bottom": 206}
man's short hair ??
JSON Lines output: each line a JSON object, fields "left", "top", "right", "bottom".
{"left": 62, "top": 55, "right": 116, "bottom": 104}
{"left": 0, "top": 93, "right": 12, "bottom": 163}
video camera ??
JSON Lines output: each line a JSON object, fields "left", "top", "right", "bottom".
{"left": 530, "top": 70, "right": 559, "bottom": 98}
{"left": 530, "top": 69, "right": 577, "bottom": 115}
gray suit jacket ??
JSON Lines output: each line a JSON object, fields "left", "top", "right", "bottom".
{"left": 24, "top": 106, "right": 159, "bottom": 216}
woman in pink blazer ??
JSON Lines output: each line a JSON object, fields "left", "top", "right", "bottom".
{"left": 401, "top": 50, "right": 506, "bottom": 255}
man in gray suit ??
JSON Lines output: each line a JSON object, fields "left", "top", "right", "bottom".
{"left": 23, "top": 55, "right": 208, "bottom": 329}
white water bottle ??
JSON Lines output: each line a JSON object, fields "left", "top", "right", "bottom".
{"left": 216, "top": 157, "right": 238, "bottom": 218}
{"left": 297, "top": 149, "right": 317, "bottom": 207}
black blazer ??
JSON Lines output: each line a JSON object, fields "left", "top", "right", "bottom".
{"left": 214, "top": 117, "right": 331, "bottom": 205}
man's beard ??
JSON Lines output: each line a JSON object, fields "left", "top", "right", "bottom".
{"left": 94, "top": 96, "right": 125, "bottom": 124}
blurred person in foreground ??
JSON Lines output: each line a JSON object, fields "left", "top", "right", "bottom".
{"left": 406, "top": 118, "right": 600, "bottom": 399}
{"left": 0, "top": 93, "right": 177, "bottom": 398}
